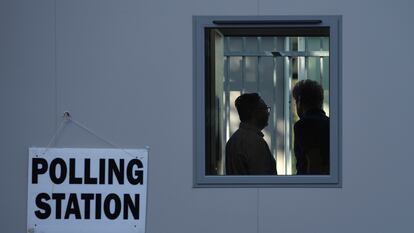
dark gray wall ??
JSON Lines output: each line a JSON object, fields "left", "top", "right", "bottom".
{"left": 1, "top": 0, "right": 413, "bottom": 233}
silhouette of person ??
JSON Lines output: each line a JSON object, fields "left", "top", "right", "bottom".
{"left": 292, "top": 80, "right": 330, "bottom": 175}
{"left": 225, "top": 93, "right": 277, "bottom": 175}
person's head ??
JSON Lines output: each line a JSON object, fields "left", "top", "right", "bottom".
{"left": 292, "top": 79, "right": 324, "bottom": 118}
{"left": 235, "top": 93, "right": 270, "bottom": 130}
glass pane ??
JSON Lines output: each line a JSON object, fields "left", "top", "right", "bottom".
{"left": 245, "top": 37, "right": 258, "bottom": 52}
{"left": 228, "top": 37, "right": 243, "bottom": 52}
{"left": 208, "top": 29, "right": 330, "bottom": 176}
{"left": 306, "top": 37, "right": 322, "bottom": 51}
{"left": 307, "top": 57, "right": 321, "bottom": 81}
{"left": 260, "top": 37, "right": 276, "bottom": 51}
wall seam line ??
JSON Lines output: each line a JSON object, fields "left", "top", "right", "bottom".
{"left": 257, "top": 188, "right": 260, "bottom": 233}
{"left": 54, "top": 0, "right": 58, "bottom": 130}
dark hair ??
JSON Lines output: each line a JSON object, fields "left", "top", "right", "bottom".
{"left": 235, "top": 93, "right": 261, "bottom": 122}
{"left": 292, "top": 80, "right": 324, "bottom": 109}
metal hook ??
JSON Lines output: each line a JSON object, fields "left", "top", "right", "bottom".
{"left": 63, "top": 111, "right": 71, "bottom": 121}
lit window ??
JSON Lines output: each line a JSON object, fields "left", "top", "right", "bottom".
{"left": 194, "top": 16, "right": 342, "bottom": 187}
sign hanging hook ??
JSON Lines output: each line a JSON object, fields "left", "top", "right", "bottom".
{"left": 63, "top": 111, "right": 71, "bottom": 121}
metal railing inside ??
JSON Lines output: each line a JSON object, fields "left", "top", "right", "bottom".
{"left": 218, "top": 36, "right": 329, "bottom": 175}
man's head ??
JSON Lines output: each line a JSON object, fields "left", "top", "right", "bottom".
{"left": 235, "top": 93, "right": 270, "bottom": 130}
{"left": 292, "top": 80, "right": 324, "bottom": 118}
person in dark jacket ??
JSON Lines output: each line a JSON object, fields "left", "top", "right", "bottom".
{"left": 225, "top": 93, "right": 277, "bottom": 175}
{"left": 293, "top": 80, "right": 330, "bottom": 175}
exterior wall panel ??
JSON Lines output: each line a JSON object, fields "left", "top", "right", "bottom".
{"left": 0, "top": 0, "right": 413, "bottom": 232}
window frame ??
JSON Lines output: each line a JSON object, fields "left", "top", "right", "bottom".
{"left": 193, "top": 15, "right": 342, "bottom": 188}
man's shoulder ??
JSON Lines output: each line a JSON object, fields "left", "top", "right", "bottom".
{"left": 239, "top": 127, "right": 265, "bottom": 141}
{"left": 227, "top": 128, "right": 264, "bottom": 146}
{"left": 296, "top": 114, "right": 329, "bottom": 127}
{"left": 294, "top": 119, "right": 306, "bottom": 133}
{"left": 294, "top": 113, "right": 329, "bottom": 142}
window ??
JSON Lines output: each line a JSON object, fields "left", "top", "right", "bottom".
{"left": 194, "top": 16, "right": 342, "bottom": 187}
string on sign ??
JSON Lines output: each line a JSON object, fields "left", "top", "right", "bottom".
{"left": 41, "top": 111, "right": 142, "bottom": 159}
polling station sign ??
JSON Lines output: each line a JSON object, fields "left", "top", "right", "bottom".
{"left": 27, "top": 148, "right": 148, "bottom": 233}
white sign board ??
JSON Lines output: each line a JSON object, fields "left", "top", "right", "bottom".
{"left": 27, "top": 148, "right": 148, "bottom": 233}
